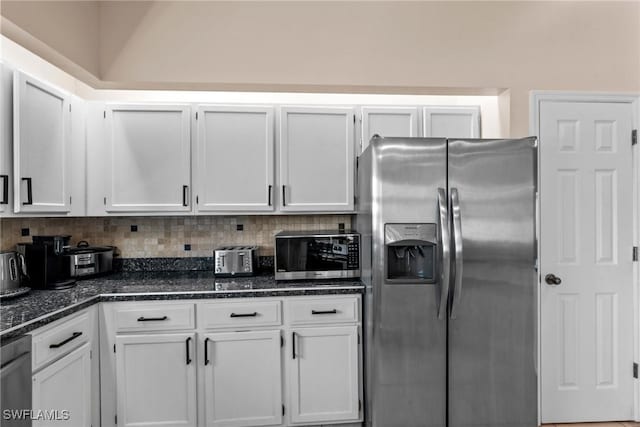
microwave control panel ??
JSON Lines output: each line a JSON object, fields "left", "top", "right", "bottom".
{"left": 347, "top": 240, "right": 360, "bottom": 269}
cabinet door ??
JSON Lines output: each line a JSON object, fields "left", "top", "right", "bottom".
{"left": 115, "top": 333, "right": 196, "bottom": 427}
{"left": 279, "top": 107, "right": 355, "bottom": 212}
{"left": 289, "top": 326, "right": 360, "bottom": 424}
{"left": 105, "top": 104, "right": 191, "bottom": 212}
{"left": 32, "top": 343, "right": 91, "bottom": 427}
{"left": 360, "top": 107, "right": 419, "bottom": 152}
{"left": 196, "top": 106, "right": 274, "bottom": 212}
{"left": 13, "top": 71, "right": 70, "bottom": 213}
{"left": 422, "top": 106, "right": 480, "bottom": 138}
{"left": 202, "top": 330, "right": 282, "bottom": 427}
{"left": 0, "top": 63, "right": 12, "bottom": 215}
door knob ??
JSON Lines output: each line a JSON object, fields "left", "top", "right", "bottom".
{"left": 545, "top": 273, "right": 562, "bottom": 285}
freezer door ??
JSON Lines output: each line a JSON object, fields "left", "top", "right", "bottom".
{"left": 367, "top": 137, "right": 447, "bottom": 427}
{"left": 447, "top": 137, "right": 537, "bottom": 427}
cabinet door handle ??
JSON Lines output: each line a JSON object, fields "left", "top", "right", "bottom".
{"left": 311, "top": 309, "right": 338, "bottom": 315}
{"left": 22, "top": 177, "right": 32, "bottom": 205}
{"left": 137, "top": 316, "right": 168, "bottom": 322}
{"left": 268, "top": 185, "right": 272, "bottom": 206}
{"left": 204, "top": 337, "right": 210, "bottom": 365}
{"left": 185, "top": 337, "right": 192, "bottom": 365}
{"left": 49, "top": 332, "right": 82, "bottom": 349}
{"left": 292, "top": 332, "right": 297, "bottom": 359}
{"left": 230, "top": 312, "right": 257, "bottom": 318}
{"left": 282, "top": 185, "right": 286, "bottom": 207}
{"left": 1, "top": 175, "right": 8, "bottom": 205}
{"left": 182, "top": 185, "right": 189, "bottom": 207}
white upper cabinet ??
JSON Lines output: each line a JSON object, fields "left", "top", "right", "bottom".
{"left": 279, "top": 106, "right": 355, "bottom": 212}
{"left": 105, "top": 104, "right": 191, "bottom": 213}
{"left": 360, "top": 107, "right": 419, "bottom": 152}
{"left": 423, "top": 106, "right": 481, "bottom": 138}
{"left": 13, "top": 70, "right": 71, "bottom": 213}
{"left": 195, "top": 106, "right": 274, "bottom": 212}
{"left": 0, "top": 63, "right": 12, "bottom": 215}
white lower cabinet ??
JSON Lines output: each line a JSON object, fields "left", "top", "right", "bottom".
{"left": 102, "top": 296, "right": 362, "bottom": 427}
{"left": 288, "top": 326, "right": 360, "bottom": 425}
{"left": 32, "top": 343, "right": 91, "bottom": 427}
{"left": 115, "top": 333, "right": 197, "bottom": 427}
{"left": 201, "top": 330, "right": 283, "bottom": 427}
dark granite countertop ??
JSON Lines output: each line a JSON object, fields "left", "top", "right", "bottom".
{"left": 0, "top": 272, "right": 363, "bottom": 341}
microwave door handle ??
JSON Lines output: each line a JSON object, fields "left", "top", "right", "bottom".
{"left": 449, "top": 188, "right": 464, "bottom": 319}
{"left": 437, "top": 188, "right": 451, "bottom": 320}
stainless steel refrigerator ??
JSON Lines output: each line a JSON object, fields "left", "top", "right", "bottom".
{"left": 356, "top": 136, "right": 537, "bottom": 427}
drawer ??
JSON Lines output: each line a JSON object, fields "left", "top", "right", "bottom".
{"left": 114, "top": 302, "right": 195, "bottom": 332}
{"left": 199, "top": 300, "right": 282, "bottom": 329}
{"left": 32, "top": 311, "right": 91, "bottom": 371}
{"left": 286, "top": 296, "right": 360, "bottom": 325}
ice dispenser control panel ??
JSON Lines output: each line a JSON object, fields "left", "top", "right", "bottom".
{"left": 384, "top": 223, "right": 437, "bottom": 284}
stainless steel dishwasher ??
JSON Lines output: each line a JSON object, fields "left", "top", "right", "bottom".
{"left": 1, "top": 335, "right": 32, "bottom": 426}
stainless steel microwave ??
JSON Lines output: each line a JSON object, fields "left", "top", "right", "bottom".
{"left": 275, "top": 231, "right": 360, "bottom": 280}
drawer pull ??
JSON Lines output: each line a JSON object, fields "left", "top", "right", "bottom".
{"left": 230, "top": 312, "right": 258, "bottom": 318}
{"left": 185, "top": 337, "right": 192, "bottom": 365}
{"left": 137, "top": 316, "right": 168, "bottom": 322}
{"left": 204, "top": 337, "right": 210, "bottom": 365}
{"left": 49, "top": 332, "right": 82, "bottom": 349}
{"left": 311, "top": 309, "right": 338, "bottom": 315}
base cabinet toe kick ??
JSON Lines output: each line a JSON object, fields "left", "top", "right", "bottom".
{"left": 98, "top": 295, "right": 363, "bottom": 427}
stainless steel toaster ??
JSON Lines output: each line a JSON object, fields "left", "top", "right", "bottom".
{"left": 214, "top": 246, "right": 258, "bottom": 277}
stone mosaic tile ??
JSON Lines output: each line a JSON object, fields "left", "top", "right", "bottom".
{"left": 0, "top": 215, "right": 352, "bottom": 257}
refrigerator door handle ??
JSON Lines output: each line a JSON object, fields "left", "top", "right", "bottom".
{"left": 437, "top": 188, "right": 451, "bottom": 320}
{"left": 450, "top": 187, "right": 464, "bottom": 319}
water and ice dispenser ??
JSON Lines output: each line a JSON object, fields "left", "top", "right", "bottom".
{"left": 384, "top": 223, "right": 437, "bottom": 284}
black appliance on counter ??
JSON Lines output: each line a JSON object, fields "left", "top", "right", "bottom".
{"left": 16, "top": 235, "right": 76, "bottom": 290}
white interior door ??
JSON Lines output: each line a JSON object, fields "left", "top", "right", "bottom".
{"left": 539, "top": 100, "right": 635, "bottom": 422}
{"left": 196, "top": 105, "right": 274, "bottom": 212}
{"left": 13, "top": 70, "right": 70, "bottom": 213}
{"left": 423, "top": 106, "right": 480, "bottom": 138}
{"left": 360, "top": 107, "right": 419, "bottom": 152}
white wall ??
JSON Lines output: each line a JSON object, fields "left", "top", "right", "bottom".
{"left": 2, "top": 1, "right": 640, "bottom": 137}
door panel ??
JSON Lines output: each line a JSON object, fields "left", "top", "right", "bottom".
{"left": 360, "top": 107, "right": 418, "bottom": 152}
{"left": 368, "top": 137, "right": 447, "bottom": 427}
{"left": 289, "top": 326, "right": 359, "bottom": 424}
{"left": 32, "top": 343, "right": 91, "bottom": 427}
{"left": 448, "top": 137, "right": 537, "bottom": 427}
{"left": 0, "top": 64, "right": 12, "bottom": 215}
{"left": 539, "top": 101, "right": 634, "bottom": 422}
{"left": 423, "top": 107, "right": 480, "bottom": 138}
{"left": 13, "top": 71, "right": 70, "bottom": 213}
{"left": 115, "top": 333, "right": 196, "bottom": 427}
{"left": 196, "top": 106, "right": 274, "bottom": 212}
{"left": 201, "top": 330, "right": 282, "bottom": 427}
{"left": 105, "top": 104, "right": 191, "bottom": 212}
{"left": 279, "top": 107, "right": 355, "bottom": 212}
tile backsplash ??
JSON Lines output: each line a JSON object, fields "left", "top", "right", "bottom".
{"left": 0, "top": 215, "right": 352, "bottom": 257}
